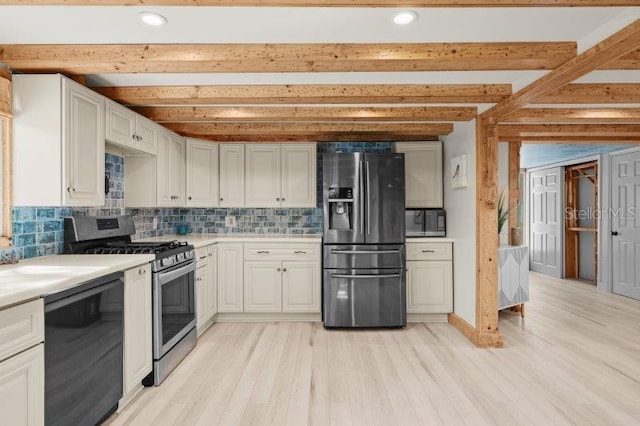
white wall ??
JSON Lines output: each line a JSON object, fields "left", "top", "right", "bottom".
{"left": 443, "top": 120, "right": 477, "bottom": 327}
{"left": 498, "top": 142, "right": 510, "bottom": 246}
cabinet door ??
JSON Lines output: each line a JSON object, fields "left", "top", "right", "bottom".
{"left": 186, "top": 139, "right": 219, "bottom": 207}
{"left": 123, "top": 265, "right": 152, "bottom": 396}
{"left": 245, "top": 144, "right": 281, "bottom": 207}
{"left": 281, "top": 144, "right": 316, "bottom": 208}
{"left": 219, "top": 144, "right": 245, "bottom": 207}
{"left": 0, "top": 344, "right": 44, "bottom": 426}
{"left": 105, "top": 100, "right": 135, "bottom": 148}
{"left": 64, "top": 80, "right": 105, "bottom": 206}
{"left": 195, "top": 265, "right": 209, "bottom": 329}
{"left": 218, "top": 243, "right": 244, "bottom": 312}
{"left": 395, "top": 142, "right": 443, "bottom": 208}
{"left": 207, "top": 245, "right": 218, "bottom": 318}
{"left": 244, "top": 261, "right": 282, "bottom": 312}
{"left": 170, "top": 134, "right": 185, "bottom": 206}
{"left": 156, "top": 131, "right": 173, "bottom": 207}
{"left": 406, "top": 260, "right": 452, "bottom": 313}
{"left": 282, "top": 261, "right": 320, "bottom": 313}
{"left": 135, "top": 116, "right": 158, "bottom": 155}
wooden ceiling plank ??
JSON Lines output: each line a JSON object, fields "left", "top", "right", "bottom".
{"left": 95, "top": 84, "right": 512, "bottom": 106}
{"left": 0, "top": 0, "right": 636, "bottom": 6}
{"left": 133, "top": 106, "right": 477, "bottom": 122}
{"left": 180, "top": 134, "right": 442, "bottom": 143}
{"left": 535, "top": 83, "right": 640, "bottom": 104}
{"left": 0, "top": 42, "right": 576, "bottom": 74}
{"left": 164, "top": 122, "right": 454, "bottom": 135}
{"left": 483, "top": 19, "right": 640, "bottom": 120}
{"left": 497, "top": 123, "right": 640, "bottom": 138}
{"left": 503, "top": 137, "right": 640, "bottom": 143}
{"left": 501, "top": 108, "right": 640, "bottom": 123}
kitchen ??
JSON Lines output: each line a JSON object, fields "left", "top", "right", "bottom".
{"left": 1, "top": 4, "right": 640, "bottom": 426}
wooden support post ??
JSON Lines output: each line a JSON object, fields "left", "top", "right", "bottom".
{"left": 475, "top": 117, "right": 504, "bottom": 348}
{"left": 508, "top": 141, "right": 522, "bottom": 245}
{"left": 0, "top": 70, "right": 11, "bottom": 248}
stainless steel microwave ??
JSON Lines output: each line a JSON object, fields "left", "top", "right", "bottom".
{"left": 406, "top": 209, "right": 446, "bottom": 237}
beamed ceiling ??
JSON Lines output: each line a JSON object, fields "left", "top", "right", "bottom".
{"left": 0, "top": 4, "right": 639, "bottom": 143}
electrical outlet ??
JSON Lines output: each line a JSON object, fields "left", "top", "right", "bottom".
{"left": 225, "top": 216, "right": 237, "bottom": 228}
{"left": 152, "top": 218, "right": 158, "bottom": 230}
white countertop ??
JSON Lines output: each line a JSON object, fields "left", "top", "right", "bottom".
{"left": 0, "top": 254, "right": 155, "bottom": 310}
{"left": 406, "top": 237, "right": 455, "bottom": 243}
{"left": 140, "top": 233, "right": 323, "bottom": 249}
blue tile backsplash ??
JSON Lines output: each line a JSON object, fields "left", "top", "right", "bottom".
{"left": 1, "top": 142, "right": 393, "bottom": 262}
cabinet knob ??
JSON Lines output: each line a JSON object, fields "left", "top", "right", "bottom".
{"left": 139, "top": 268, "right": 145, "bottom": 275}
{"left": 67, "top": 187, "right": 75, "bottom": 193}
{"left": 138, "top": 135, "right": 143, "bottom": 141}
{"left": 281, "top": 198, "right": 285, "bottom": 202}
{"left": 276, "top": 197, "right": 280, "bottom": 201}
{"left": 611, "top": 231, "right": 619, "bottom": 236}
{"left": 277, "top": 267, "right": 281, "bottom": 272}
{"left": 282, "top": 268, "right": 287, "bottom": 272}
{"left": 220, "top": 198, "right": 224, "bottom": 201}
{"left": 196, "top": 277, "right": 203, "bottom": 282}
{"left": 209, "top": 253, "right": 213, "bottom": 257}
{"left": 188, "top": 196, "right": 192, "bottom": 201}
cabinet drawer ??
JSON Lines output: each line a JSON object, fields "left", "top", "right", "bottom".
{"left": 195, "top": 247, "right": 209, "bottom": 267}
{"left": 406, "top": 243, "right": 452, "bottom": 261}
{"left": 0, "top": 299, "right": 44, "bottom": 363}
{"left": 244, "top": 243, "right": 319, "bottom": 261}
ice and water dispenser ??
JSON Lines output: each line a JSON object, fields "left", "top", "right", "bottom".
{"left": 327, "top": 187, "right": 354, "bottom": 230}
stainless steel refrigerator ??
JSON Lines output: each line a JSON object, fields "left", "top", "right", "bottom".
{"left": 322, "top": 152, "right": 406, "bottom": 328}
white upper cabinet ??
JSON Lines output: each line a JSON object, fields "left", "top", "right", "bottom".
{"left": 185, "top": 138, "right": 219, "bottom": 207}
{"left": 106, "top": 100, "right": 157, "bottom": 155}
{"left": 219, "top": 144, "right": 245, "bottom": 207}
{"left": 281, "top": 144, "right": 317, "bottom": 208}
{"left": 395, "top": 142, "right": 443, "bottom": 208}
{"left": 157, "top": 131, "right": 185, "bottom": 207}
{"left": 245, "top": 143, "right": 316, "bottom": 208}
{"left": 13, "top": 74, "right": 105, "bottom": 206}
{"left": 245, "top": 144, "right": 281, "bottom": 208}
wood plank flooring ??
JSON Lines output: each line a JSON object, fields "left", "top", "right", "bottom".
{"left": 107, "top": 272, "right": 640, "bottom": 425}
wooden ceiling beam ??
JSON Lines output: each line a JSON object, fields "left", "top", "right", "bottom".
{"left": 164, "top": 122, "right": 454, "bottom": 136}
{"left": 96, "top": 84, "right": 511, "bottom": 106}
{"left": 534, "top": 84, "right": 640, "bottom": 104}
{"left": 502, "top": 108, "right": 640, "bottom": 123}
{"left": 177, "top": 134, "right": 442, "bottom": 143}
{"left": 0, "top": 42, "right": 576, "bottom": 74}
{"left": 508, "top": 136, "right": 640, "bottom": 143}
{"left": 497, "top": 123, "right": 640, "bottom": 140}
{"left": 0, "top": 0, "right": 636, "bottom": 5}
{"left": 602, "top": 48, "right": 640, "bottom": 69}
{"left": 133, "top": 106, "right": 477, "bottom": 123}
{"left": 483, "top": 19, "right": 640, "bottom": 120}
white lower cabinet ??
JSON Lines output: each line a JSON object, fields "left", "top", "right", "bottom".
{"left": 196, "top": 244, "right": 218, "bottom": 332}
{"left": 218, "top": 243, "right": 244, "bottom": 313}
{"left": 0, "top": 345, "right": 44, "bottom": 426}
{"left": 406, "top": 242, "right": 453, "bottom": 314}
{"left": 244, "top": 261, "right": 283, "bottom": 312}
{"left": 282, "top": 261, "right": 320, "bottom": 313}
{"left": 122, "top": 264, "right": 152, "bottom": 404}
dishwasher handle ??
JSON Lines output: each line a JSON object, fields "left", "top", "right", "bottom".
{"left": 331, "top": 249, "right": 401, "bottom": 255}
{"left": 331, "top": 273, "right": 401, "bottom": 280}
{"left": 45, "top": 279, "right": 122, "bottom": 312}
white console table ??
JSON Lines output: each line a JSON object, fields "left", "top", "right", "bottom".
{"left": 498, "top": 245, "right": 529, "bottom": 316}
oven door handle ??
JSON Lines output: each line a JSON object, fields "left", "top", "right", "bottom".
{"left": 331, "top": 249, "right": 401, "bottom": 255}
{"left": 331, "top": 273, "right": 400, "bottom": 279}
{"left": 157, "top": 261, "right": 197, "bottom": 286}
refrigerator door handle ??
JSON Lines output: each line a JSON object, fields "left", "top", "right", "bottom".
{"left": 359, "top": 160, "right": 364, "bottom": 237}
{"left": 366, "top": 160, "right": 371, "bottom": 236}
{"left": 331, "top": 249, "right": 401, "bottom": 255}
{"left": 330, "top": 273, "right": 401, "bottom": 279}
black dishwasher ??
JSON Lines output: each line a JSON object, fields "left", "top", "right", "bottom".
{"left": 44, "top": 272, "right": 124, "bottom": 426}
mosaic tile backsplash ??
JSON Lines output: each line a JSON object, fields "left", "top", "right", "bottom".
{"left": 1, "top": 142, "right": 393, "bottom": 262}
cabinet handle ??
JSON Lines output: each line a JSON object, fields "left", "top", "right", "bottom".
{"left": 277, "top": 267, "right": 281, "bottom": 272}
{"left": 139, "top": 268, "right": 146, "bottom": 275}
{"left": 257, "top": 250, "right": 270, "bottom": 254}
{"left": 67, "top": 187, "right": 76, "bottom": 193}
{"left": 199, "top": 255, "right": 207, "bottom": 260}
{"left": 294, "top": 250, "right": 307, "bottom": 254}
{"left": 422, "top": 250, "right": 435, "bottom": 253}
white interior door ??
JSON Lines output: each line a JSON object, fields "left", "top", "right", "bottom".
{"left": 611, "top": 150, "right": 640, "bottom": 300}
{"left": 529, "top": 167, "right": 563, "bottom": 278}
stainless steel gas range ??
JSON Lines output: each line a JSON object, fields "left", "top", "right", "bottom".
{"left": 64, "top": 215, "right": 197, "bottom": 386}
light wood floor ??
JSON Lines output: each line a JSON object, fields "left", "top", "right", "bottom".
{"left": 107, "top": 272, "right": 640, "bottom": 426}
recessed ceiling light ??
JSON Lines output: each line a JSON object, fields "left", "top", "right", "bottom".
{"left": 139, "top": 11, "right": 167, "bottom": 27}
{"left": 393, "top": 11, "right": 418, "bottom": 25}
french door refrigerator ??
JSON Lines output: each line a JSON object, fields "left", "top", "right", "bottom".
{"left": 323, "top": 152, "right": 406, "bottom": 328}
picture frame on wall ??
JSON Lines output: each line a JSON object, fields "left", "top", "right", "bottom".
{"left": 451, "top": 154, "right": 468, "bottom": 189}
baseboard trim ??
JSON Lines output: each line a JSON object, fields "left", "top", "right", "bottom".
{"left": 215, "top": 312, "right": 322, "bottom": 322}
{"left": 448, "top": 313, "right": 503, "bottom": 348}
{"left": 407, "top": 313, "right": 449, "bottom": 323}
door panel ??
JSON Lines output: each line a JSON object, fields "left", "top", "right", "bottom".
{"left": 612, "top": 150, "right": 640, "bottom": 300}
{"left": 529, "top": 167, "right": 563, "bottom": 278}
{"left": 245, "top": 144, "right": 281, "bottom": 207}
{"left": 219, "top": 145, "right": 245, "bottom": 207}
{"left": 323, "top": 153, "right": 364, "bottom": 244}
{"left": 364, "top": 153, "right": 405, "bottom": 244}
{"left": 244, "top": 261, "right": 282, "bottom": 312}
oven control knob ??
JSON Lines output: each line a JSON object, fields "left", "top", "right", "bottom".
{"left": 177, "top": 253, "right": 185, "bottom": 262}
